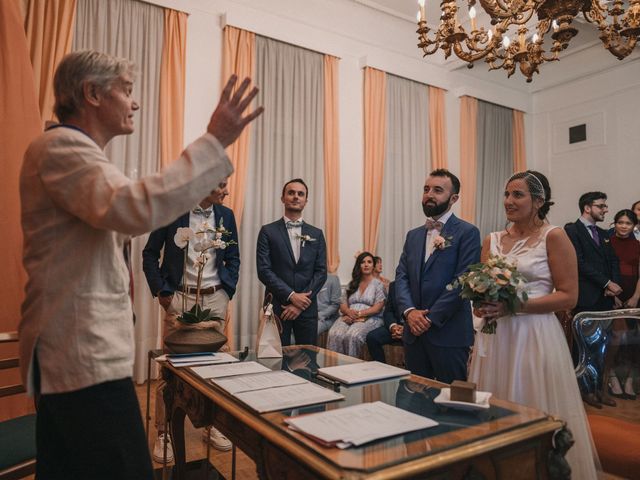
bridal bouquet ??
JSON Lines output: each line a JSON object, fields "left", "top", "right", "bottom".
{"left": 447, "top": 255, "right": 528, "bottom": 334}
{"left": 173, "top": 219, "right": 237, "bottom": 324}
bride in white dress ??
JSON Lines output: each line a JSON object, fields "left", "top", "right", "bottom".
{"left": 468, "top": 171, "right": 599, "bottom": 479}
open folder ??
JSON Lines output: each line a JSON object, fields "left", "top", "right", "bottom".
{"left": 285, "top": 401, "right": 438, "bottom": 448}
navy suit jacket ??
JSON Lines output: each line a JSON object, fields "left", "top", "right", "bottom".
{"left": 383, "top": 281, "right": 403, "bottom": 331}
{"left": 142, "top": 204, "right": 240, "bottom": 299}
{"left": 564, "top": 220, "right": 620, "bottom": 310}
{"left": 395, "top": 214, "right": 481, "bottom": 348}
{"left": 256, "top": 219, "right": 327, "bottom": 319}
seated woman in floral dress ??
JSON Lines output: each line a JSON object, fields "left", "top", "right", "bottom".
{"left": 327, "top": 251, "right": 386, "bottom": 358}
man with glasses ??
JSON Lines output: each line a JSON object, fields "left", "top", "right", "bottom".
{"left": 565, "top": 191, "right": 622, "bottom": 408}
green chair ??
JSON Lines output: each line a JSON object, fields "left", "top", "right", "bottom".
{"left": 0, "top": 332, "right": 36, "bottom": 480}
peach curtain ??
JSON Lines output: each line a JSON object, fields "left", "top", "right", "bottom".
{"left": 221, "top": 26, "right": 255, "bottom": 346}
{"left": 513, "top": 109, "right": 526, "bottom": 172}
{"left": 363, "top": 67, "right": 386, "bottom": 253}
{"left": 428, "top": 85, "right": 448, "bottom": 170}
{"left": 323, "top": 55, "right": 340, "bottom": 273}
{"left": 221, "top": 26, "right": 255, "bottom": 223}
{"left": 23, "top": 0, "right": 76, "bottom": 124}
{"left": 159, "top": 9, "right": 187, "bottom": 168}
{"left": 459, "top": 96, "right": 478, "bottom": 223}
{"left": 0, "top": 0, "right": 42, "bottom": 420}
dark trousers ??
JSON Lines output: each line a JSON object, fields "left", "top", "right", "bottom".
{"left": 366, "top": 326, "right": 393, "bottom": 363}
{"left": 36, "top": 378, "right": 153, "bottom": 480}
{"left": 404, "top": 336, "right": 469, "bottom": 384}
{"left": 281, "top": 316, "right": 318, "bottom": 346}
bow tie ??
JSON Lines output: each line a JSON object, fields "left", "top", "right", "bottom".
{"left": 286, "top": 220, "right": 303, "bottom": 229}
{"left": 192, "top": 206, "right": 213, "bottom": 218}
{"left": 425, "top": 219, "right": 443, "bottom": 231}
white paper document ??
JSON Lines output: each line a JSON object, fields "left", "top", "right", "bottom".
{"left": 234, "top": 382, "right": 344, "bottom": 413}
{"left": 212, "top": 370, "right": 308, "bottom": 394}
{"left": 163, "top": 352, "right": 239, "bottom": 368}
{"left": 317, "top": 361, "right": 410, "bottom": 385}
{"left": 285, "top": 401, "right": 438, "bottom": 448}
{"left": 192, "top": 361, "right": 271, "bottom": 379}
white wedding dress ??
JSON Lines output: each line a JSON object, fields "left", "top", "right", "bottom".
{"left": 468, "top": 225, "right": 598, "bottom": 479}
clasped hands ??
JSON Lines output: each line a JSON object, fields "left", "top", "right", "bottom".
{"left": 342, "top": 308, "right": 366, "bottom": 325}
{"left": 406, "top": 309, "right": 431, "bottom": 336}
{"left": 281, "top": 291, "right": 312, "bottom": 321}
{"left": 604, "top": 281, "right": 623, "bottom": 297}
{"left": 390, "top": 324, "right": 404, "bottom": 340}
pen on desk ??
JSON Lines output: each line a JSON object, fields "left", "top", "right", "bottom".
{"left": 315, "top": 374, "right": 342, "bottom": 392}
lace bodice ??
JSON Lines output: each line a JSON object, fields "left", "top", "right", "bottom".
{"left": 490, "top": 225, "right": 558, "bottom": 299}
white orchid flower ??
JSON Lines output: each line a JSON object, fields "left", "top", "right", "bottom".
{"left": 174, "top": 227, "right": 195, "bottom": 248}
{"left": 199, "top": 221, "right": 213, "bottom": 232}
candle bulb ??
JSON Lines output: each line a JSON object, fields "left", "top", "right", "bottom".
{"left": 418, "top": 0, "right": 426, "bottom": 22}
{"left": 469, "top": 6, "right": 477, "bottom": 31}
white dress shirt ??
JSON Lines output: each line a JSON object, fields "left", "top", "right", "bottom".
{"left": 283, "top": 215, "right": 303, "bottom": 263}
{"left": 184, "top": 209, "right": 220, "bottom": 288}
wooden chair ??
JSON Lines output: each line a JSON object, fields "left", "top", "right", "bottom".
{"left": 0, "top": 332, "right": 36, "bottom": 479}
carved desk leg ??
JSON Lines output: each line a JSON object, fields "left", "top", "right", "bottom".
{"left": 548, "top": 426, "right": 573, "bottom": 480}
{"left": 163, "top": 368, "right": 214, "bottom": 480}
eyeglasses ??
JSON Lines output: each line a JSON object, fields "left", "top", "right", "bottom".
{"left": 591, "top": 203, "right": 608, "bottom": 209}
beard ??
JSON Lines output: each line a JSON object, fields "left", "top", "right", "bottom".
{"left": 422, "top": 197, "right": 451, "bottom": 217}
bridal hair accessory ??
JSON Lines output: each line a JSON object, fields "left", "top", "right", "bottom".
{"left": 506, "top": 171, "right": 546, "bottom": 200}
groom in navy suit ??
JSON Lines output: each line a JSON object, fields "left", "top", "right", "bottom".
{"left": 257, "top": 178, "right": 327, "bottom": 346}
{"left": 395, "top": 169, "right": 481, "bottom": 384}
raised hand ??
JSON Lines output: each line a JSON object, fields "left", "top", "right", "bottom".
{"left": 207, "top": 75, "right": 264, "bottom": 147}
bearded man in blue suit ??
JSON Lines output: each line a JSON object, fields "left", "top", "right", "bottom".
{"left": 395, "top": 169, "right": 481, "bottom": 384}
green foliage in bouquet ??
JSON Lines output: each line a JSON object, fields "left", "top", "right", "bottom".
{"left": 177, "top": 304, "right": 223, "bottom": 324}
{"left": 447, "top": 255, "right": 528, "bottom": 334}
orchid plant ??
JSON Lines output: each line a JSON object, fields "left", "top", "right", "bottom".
{"left": 173, "top": 219, "right": 236, "bottom": 324}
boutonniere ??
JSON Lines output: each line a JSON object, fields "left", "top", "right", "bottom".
{"left": 433, "top": 235, "right": 453, "bottom": 251}
{"left": 296, "top": 234, "right": 316, "bottom": 247}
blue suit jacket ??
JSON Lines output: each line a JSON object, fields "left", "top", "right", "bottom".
{"left": 395, "top": 214, "right": 481, "bottom": 348}
{"left": 256, "top": 219, "right": 327, "bottom": 319}
{"left": 142, "top": 204, "right": 240, "bottom": 299}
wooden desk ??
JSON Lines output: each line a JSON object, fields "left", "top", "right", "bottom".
{"left": 162, "top": 347, "right": 570, "bottom": 479}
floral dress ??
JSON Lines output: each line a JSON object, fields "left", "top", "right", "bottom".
{"left": 326, "top": 278, "right": 386, "bottom": 358}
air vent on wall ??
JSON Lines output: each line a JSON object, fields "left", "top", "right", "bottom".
{"left": 569, "top": 124, "right": 587, "bottom": 144}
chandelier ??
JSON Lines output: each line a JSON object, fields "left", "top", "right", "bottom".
{"left": 416, "top": 0, "right": 640, "bottom": 82}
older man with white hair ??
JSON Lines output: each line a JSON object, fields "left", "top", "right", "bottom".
{"left": 19, "top": 50, "right": 262, "bottom": 479}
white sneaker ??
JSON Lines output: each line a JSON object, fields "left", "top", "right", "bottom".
{"left": 202, "top": 427, "right": 232, "bottom": 451}
{"left": 152, "top": 433, "right": 175, "bottom": 463}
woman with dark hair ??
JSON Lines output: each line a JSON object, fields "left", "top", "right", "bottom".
{"left": 469, "top": 170, "right": 598, "bottom": 479}
{"left": 326, "top": 252, "right": 386, "bottom": 357}
{"left": 632, "top": 200, "right": 640, "bottom": 240}
{"left": 608, "top": 209, "right": 640, "bottom": 399}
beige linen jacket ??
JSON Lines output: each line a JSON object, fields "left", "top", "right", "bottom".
{"left": 19, "top": 127, "right": 232, "bottom": 394}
